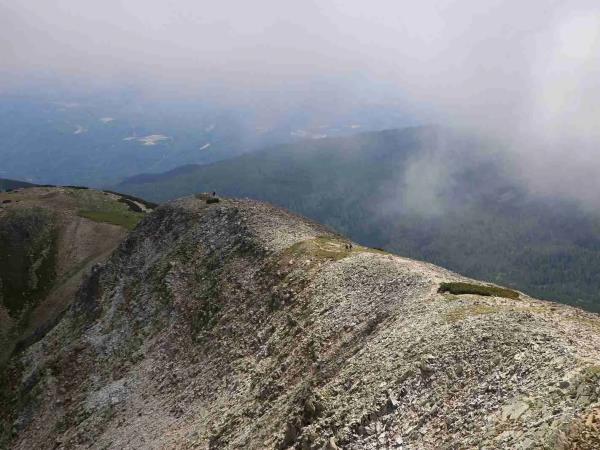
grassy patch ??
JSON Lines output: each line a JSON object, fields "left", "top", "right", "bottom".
{"left": 581, "top": 365, "right": 600, "bottom": 378}
{"left": 70, "top": 188, "right": 145, "bottom": 230}
{"left": 284, "top": 236, "right": 354, "bottom": 261}
{"left": 438, "top": 282, "right": 519, "bottom": 299}
{"left": 77, "top": 210, "right": 142, "bottom": 230}
{"left": 445, "top": 304, "right": 500, "bottom": 323}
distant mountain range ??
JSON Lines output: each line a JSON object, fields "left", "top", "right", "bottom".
{"left": 0, "top": 86, "right": 411, "bottom": 186}
{"left": 116, "top": 126, "right": 600, "bottom": 311}
{"left": 0, "top": 178, "right": 37, "bottom": 191}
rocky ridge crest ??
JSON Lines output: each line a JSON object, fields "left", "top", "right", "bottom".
{"left": 4, "top": 195, "right": 600, "bottom": 449}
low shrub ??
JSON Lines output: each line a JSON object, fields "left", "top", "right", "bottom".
{"left": 438, "top": 282, "right": 519, "bottom": 299}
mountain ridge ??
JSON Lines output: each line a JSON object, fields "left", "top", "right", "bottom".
{"left": 3, "top": 192, "right": 600, "bottom": 448}
{"left": 115, "top": 126, "right": 600, "bottom": 311}
{"left": 0, "top": 178, "right": 38, "bottom": 191}
{"left": 117, "top": 126, "right": 433, "bottom": 187}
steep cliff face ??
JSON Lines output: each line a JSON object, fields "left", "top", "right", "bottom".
{"left": 4, "top": 196, "right": 600, "bottom": 449}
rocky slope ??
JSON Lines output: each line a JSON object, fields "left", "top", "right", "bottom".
{"left": 0, "top": 187, "right": 148, "bottom": 368}
{"left": 3, "top": 195, "right": 600, "bottom": 449}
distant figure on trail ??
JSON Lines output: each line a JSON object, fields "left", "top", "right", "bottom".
{"left": 204, "top": 191, "right": 219, "bottom": 204}
{"left": 345, "top": 242, "right": 353, "bottom": 251}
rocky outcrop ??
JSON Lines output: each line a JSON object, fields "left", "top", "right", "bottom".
{"left": 3, "top": 196, "right": 600, "bottom": 449}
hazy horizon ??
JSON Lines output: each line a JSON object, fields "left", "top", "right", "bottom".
{"left": 2, "top": 0, "right": 600, "bottom": 204}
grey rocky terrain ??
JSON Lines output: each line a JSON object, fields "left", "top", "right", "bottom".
{"left": 3, "top": 194, "right": 600, "bottom": 449}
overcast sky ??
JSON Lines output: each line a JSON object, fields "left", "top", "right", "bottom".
{"left": 2, "top": 0, "right": 600, "bottom": 202}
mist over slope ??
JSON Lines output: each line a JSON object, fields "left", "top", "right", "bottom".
{"left": 117, "top": 127, "right": 600, "bottom": 311}
{"left": 4, "top": 194, "right": 600, "bottom": 448}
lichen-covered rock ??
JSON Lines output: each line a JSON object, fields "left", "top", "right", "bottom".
{"left": 3, "top": 196, "right": 600, "bottom": 449}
